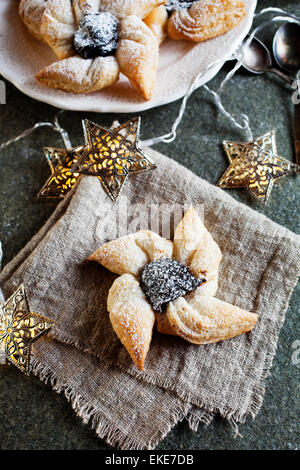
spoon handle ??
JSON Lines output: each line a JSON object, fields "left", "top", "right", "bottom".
{"left": 268, "top": 67, "right": 293, "bottom": 85}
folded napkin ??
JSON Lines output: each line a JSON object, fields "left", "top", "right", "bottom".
{"left": 0, "top": 147, "right": 299, "bottom": 449}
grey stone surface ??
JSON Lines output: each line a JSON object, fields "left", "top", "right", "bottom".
{"left": 0, "top": 0, "right": 299, "bottom": 450}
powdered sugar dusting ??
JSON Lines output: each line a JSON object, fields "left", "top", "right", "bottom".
{"left": 169, "top": 0, "right": 246, "bottom": 42}
{"left": 73, "top": 12, "right": 119, "bottom": 59}
{"left": 141, "top": 258, "right": 204, "bottom": 313}
{"left": 96, "top": 0, "right": 165, "bottom": 20}
{"left": 108, "top": 273, "right": 155, "bottom": 369}
{"left": 20, "top": 0, "right": 48, "bottom": 24}
{"left": 166, "top": 0, "right": 199, "bottom": 12}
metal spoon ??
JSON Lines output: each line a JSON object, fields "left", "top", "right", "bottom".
{"left": 241, "top": 36, "right": 293, "bottom": 85}
{"left": 273, "top": 22, "right": 300, "bottom": 73}
{"left": 273, "top": 22, "right": 300, "bottom": 166}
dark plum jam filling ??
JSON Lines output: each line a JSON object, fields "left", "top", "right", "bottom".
{"left": 73, "top": 12, "right": 119, "bottom": 59}
{"left": 140, "top": 258, "right": 206, "bottom": 313}
{"left": 166, "top": 0, "right": 199, "bottom": 14}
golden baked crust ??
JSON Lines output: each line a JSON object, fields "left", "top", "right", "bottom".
{"left": 107, "top": 274, "right": 155, "bottom": 371}
{"left": 71, "top": 0, "right": 99, "bottom": 24}
{"left": 116, "top": 15, "right": 159, "bottom": 100}
{"left": 19, "top": 0, "right": 48, "bottom": 42}
{"left": 173, "top": 206, "right": 222, "bottom": 296}
{"left": 35, "top": 55, "right": 120, "bottom": 93}
{"left": 167, "top": 0, "right": 246, "bottom": 42}
{"left": 116, "top": 16, "right": 159, "bottom": 100}
{"left": 96, "top": 0, "right": 166, "bottom": 20}
{"left": 144, "top": 5, "right": 168, "bottom": 46}
{"left": 88, "top": 230, "right": 173, "bottom": 276}
{"left": 156, "top": 295, "right": 258, "bottom": 343}
{"left": 39, "top": 0, "right": 76, "bottom": 60}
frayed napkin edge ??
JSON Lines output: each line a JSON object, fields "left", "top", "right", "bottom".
{"left": 30, "top": 355, "right": 190, "bottom": 451}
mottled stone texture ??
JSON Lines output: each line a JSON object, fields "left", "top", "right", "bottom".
{"left": 0, "top": 0, "right": 299, "bottom": 450}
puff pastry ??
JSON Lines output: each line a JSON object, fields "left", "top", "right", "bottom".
{"left": 96, "top": 0, "right": 166, "bottom": 20}
{"left": 88, "top": 230, "right": 173, "bottom": 276}
{"left": 33, "top": 0, "right": 160, "bottom": 99}
{"left": 89, "top": 207, "right": 258, "bottom": 370}
{"left": 156, "top": 295, "right": 257, "bottom": 343}
{"left": 72, "top": 0, "right": 98, "bottom": 24}
{"left": 19, "top": 0, "right": 48, "bottom": 42}
{"left": 36, "top": 55, "right": 120, "bottom": 93}
{"left": 107, "top": 274, "right": 155, "bottom": 370}
{"left": 167, "top": 0, "right": 246, "bottom": 42}
{"left": 40, "top": 0, "right": 77, "bottom": 60}
{"left": 40, "top": 0, "right": 165, "bottom": 57}
{"left": 144, "top": 5, "right": 169, "bottom": 46}
{"left": 20, "top": 0, "right": 247, "bottom": 100}
{"left": 116, "top": 16, "right": 159, "bottom": 100}
{"left": 173, "top": 206, "right": 222, "bottom": 296}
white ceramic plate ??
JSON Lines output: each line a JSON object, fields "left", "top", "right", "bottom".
{"left": 0, "top": 0, "right": 257, "bottom": 113}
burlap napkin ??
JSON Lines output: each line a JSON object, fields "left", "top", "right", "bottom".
{"left": 0, "top": 147, "right": 299, "bottom": 449}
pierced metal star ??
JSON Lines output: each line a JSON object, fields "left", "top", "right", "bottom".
{"left": 38, "top": 146, "right": 84, "bottom": 199}
{"left": 0, "top": 285, "right": 54, "bottom": 375}
{"left": 71, "top": 117, "right": 157, "bottom": 201}
{"left": 218, "top": 130, "right": 300, "bottom": 204}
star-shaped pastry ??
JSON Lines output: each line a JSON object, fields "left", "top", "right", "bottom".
{"left": 88, "top": 207, "right": 258, "bottom": 371}
{"left": 71, "top": 117, "right": 157, "bottom": 201}
{"left": 38, "top": 147, "right": 84, "bottom": 199}
{"left": 0, "top": 285, "right": 54, "bottom": 375}
{"left": 218, "top": 130, "right": 299, "bottom": 204}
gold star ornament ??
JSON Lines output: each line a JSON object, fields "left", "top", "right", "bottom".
{"left": 71, "top": 117, "right": 157, "bottom": 201}
{"left": 218, "top": 130, "right": 300, "bottom": 204}
{"left": 39, "top": 117, "right": 156, "bottom": 201}
{"left": 0, "top": 285, "right": 54, "bottom": 375}
{"left": 38, "top": 147, "right": 83, "bottom": 199}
